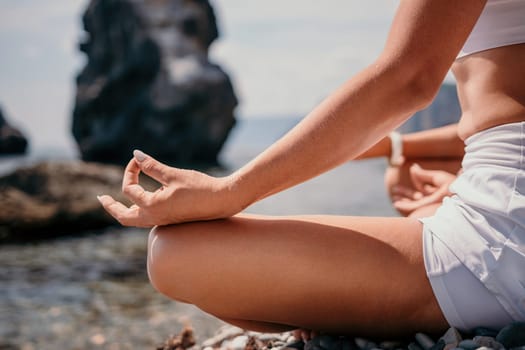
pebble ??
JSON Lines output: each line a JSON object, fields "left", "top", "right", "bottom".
{"left": 443, "top": 344, "right": 458, "bottom": 350}
{"left": 284, "top": 341, "right": 305, "bottom": 350}
{"left": 496, "top": 322, "right": 525, "bottom": 349}
{"left": 415, "top": 333, "right": 435, "bottom": 350}
{"left": 319, "top": 335, "right": 337, "bottom": 349}
{"left": 429, "top": 339, "right": 445, "bottom": 350}
{"left": 457, "top": 340, "right": 479, "bottom": 350}
{"left": 355, "top": 338, "right": 378, "bottom": 350}
{"left": 440, "top": 328, "right": 462, "bottom": 346}
{"left": 473, "top": 328, "right": 498, "bottom": 338}
{"left": 473, "top": 336, "right": 504, "bottom": 350}
{"left": 230, "top": 335, "right": 249, "bottom": 350}
{"left": 194, "top": 321, "right": 525, "bottom": 350}
{"left": 408, "top": 342, "right": 423, "bottom": 350}
{"left": 379, "top": 341, "right": 403, "bottom": 350}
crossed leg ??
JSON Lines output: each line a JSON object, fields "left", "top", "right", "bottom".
{"left": 147, "top": 213, "right": 448, "bottom": 338}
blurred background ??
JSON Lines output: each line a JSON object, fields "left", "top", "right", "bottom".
{"left": 0, "top": 0, "right": 398, "bottom": 155}
{"left": 0, "top": 1, "right": 459, "bottom": 349}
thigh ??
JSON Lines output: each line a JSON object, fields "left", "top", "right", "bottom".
{"left": 147, "top": 214, "right": 447, "bottom": 337}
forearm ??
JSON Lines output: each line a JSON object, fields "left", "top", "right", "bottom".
{"left": 356, "top": 123, "right": 464, "bottom": 161}
{"left": 230, "top": 61, "right": 432, "bottom": 206}
{"left": 404, "top": 123, "right": 464, "bottom": 158}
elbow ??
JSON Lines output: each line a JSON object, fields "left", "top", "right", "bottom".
{"left": 404, "top": 68, "right": 442, "bottom": 111}
{"left": 375, "top": 55, "right": 445, "bottom": 113}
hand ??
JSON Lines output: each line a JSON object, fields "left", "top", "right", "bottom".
{"left": 97, "top": 150, "right": 243, "bottom": 227}
{"left": 392, "top": 164, "right": 457, "bottom": 216}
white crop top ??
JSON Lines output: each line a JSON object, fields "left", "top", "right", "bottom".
{"left": 458, "top": 0, "right": 525, "bottom": 58}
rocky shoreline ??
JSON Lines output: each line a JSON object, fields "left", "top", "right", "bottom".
{"left": 162, "top": 324, "right": 525, "bottom": 350}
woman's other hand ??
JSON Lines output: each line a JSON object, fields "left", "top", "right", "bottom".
{"left": 97, "top": 150, "right": 244, "bottom": 227}
{"left": 392, "top": 164, "right": 457, "bottom": 217}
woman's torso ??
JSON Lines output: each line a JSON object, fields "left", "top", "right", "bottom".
{"left": 452, "top": 43, "right": 525, "bottom": 140}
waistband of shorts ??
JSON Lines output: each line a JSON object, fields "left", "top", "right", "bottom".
{"left": 462, "top": 121, "right": 524, "bottom": 171}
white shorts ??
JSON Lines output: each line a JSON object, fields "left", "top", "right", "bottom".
{"left": 420, "top": 121, "right": 525, "bottom": 331}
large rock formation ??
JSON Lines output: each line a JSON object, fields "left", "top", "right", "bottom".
{"left": 73, "top": 0, "right": 237, "bottom": 167}
{"left": 0, "top": 161, "right": 157, "bottom": 242}
{"left": 0, "top": 106, "right": 28, "bottom": 155}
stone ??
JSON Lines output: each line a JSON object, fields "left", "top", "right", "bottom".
{"left": 305, "top": 340, "right": 323, "bottom": 350}
{"left": 354, "top": 338, "right": 377, "bottom": 350}
{"left": 379, "top": 341, "right": 404, "bottom": 350}
{"left": 473, "top": 328, "right": 498, "bottom": 338}
{"left": 429, "top": 339, "right": 446, "bottom": 350}
{"left": 458, "top": 340, "right": 479, "bottom": 350}
{"left": 0, "top": 161, "right": 158, "bottom": 242}
{"left": 318, "top": 335, "right": 337, "bottom": 350}
{"left": 230, "top": 335, "right": 249, "bottom": 350}
{"left": 473, "top": 337, "right": 504, "bottom": 350}
{"left": 416, "top": 333, "right": 436, "bottom": 350}
{"left": 283, "top": 340, "right": 305, "bottom": 350}
{"left": 440, "top": 328, "right": 462, "bottom": 346}
{"left": 341, "top": 338, "right": 356, "bottom": 350}
{"left": 73, "top": 0, "right": 237, "bottom": 167}
{"left": 0, "top": 105, "right": 28, "bottom": 155}
{"left": 408, "top": 342, "right": 424, "bottom": 350}
{"left": 496, "top": 322, "right": 525, "bottom": 349}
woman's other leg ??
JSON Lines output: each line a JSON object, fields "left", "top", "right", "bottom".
{"left": 147, "top": 214, "right": 448, "bottom": 337}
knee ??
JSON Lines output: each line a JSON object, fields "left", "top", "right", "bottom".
{"left": 147, "top": 225, "right": 192, "bottom": 303}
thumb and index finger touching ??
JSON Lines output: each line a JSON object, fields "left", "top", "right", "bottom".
{"left": 100, "top": 150, "right": 170, "bottom": 207}
{"left": 409, "top": 163, "right": 441, "bottom": 193}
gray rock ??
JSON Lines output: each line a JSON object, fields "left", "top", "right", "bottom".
{"left": 284, "top": 340, "right": 305, "bottom": 350}
{"left": 0, "top": 161, "right": 157, "bottom": 242}
{"left": 230, "top": 335, "right": 249, "bottom": 350}
{"left": 408, "top": 342, "right": 424, "bottom": 350}
{"left": 318, "top": 335, "right": 337, "bottom": 350}
{"left": 305, "top": 340, "right": 324, "bottom": 350}
{"left": 416, "top": 333, "right": 436, "bottom": 350}
{"left": 473, "top": 337, "right": 504, "bottom": 350}
{"left": 496, "top": 322, "right": 525, "bottom": 349}
{"left": 473, "top": 328, "right": 498, "bottom": 338}
{"left": 458, "top": 340, "right": 479, "bottom": 350}
{"left": 440, "top": 328, "right": 462, "bottom": 345}
{"left": 379, "top": 341, "right": 403, "bottom": 350}
{"left": 355, "top": 338, "right": 377, "bottom": 350}
{"left": 0, "top": 105, "right": 28, "bottom": 155}
{"left": 341, "top": 338, "right": 355, "bottom": 350}
{"left": 429, "top": 339, "right": 446, "bottom": 350}
{"left": 73, "top": 0, "right": 237, "bottom": 167}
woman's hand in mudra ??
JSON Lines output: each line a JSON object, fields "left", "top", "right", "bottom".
{"left": 97, "top": 150, "right": 243, "bottom": 227}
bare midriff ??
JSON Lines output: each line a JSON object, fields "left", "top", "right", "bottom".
{"left": 452, "top": 43, "right": 525, "bottom": 140}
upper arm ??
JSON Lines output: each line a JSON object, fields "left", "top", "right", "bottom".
{"left": 377, "top": 0, "right": 487, "bottom": 99}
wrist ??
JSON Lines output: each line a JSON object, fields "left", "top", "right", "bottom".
{"left": 389, "top": 131, "right": 404, "bottom": 166}
{"left": 221, "top": 171, "right": 254, "bottom": 214}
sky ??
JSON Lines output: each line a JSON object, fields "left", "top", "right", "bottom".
{"left": 0, "top": 1, "right": 399, "bottom": 151}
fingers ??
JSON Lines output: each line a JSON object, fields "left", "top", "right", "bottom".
{"left": 133, "top": 149, "right": 170, "bottom": 185}
{"left": 393, "top": 186, "right": 447, "bottom": 213}
{"left": 122, "top": 157, "right": 156, "bottom": 207}
{"left": 391, "top": 185, "right": 423, "bottom": 202}
{"left": 97, "top": 195, "right": 150, "bottom": 227}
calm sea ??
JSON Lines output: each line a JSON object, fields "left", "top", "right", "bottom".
{"left": 0, "top": 117, "right": 397, "bottom": 217}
